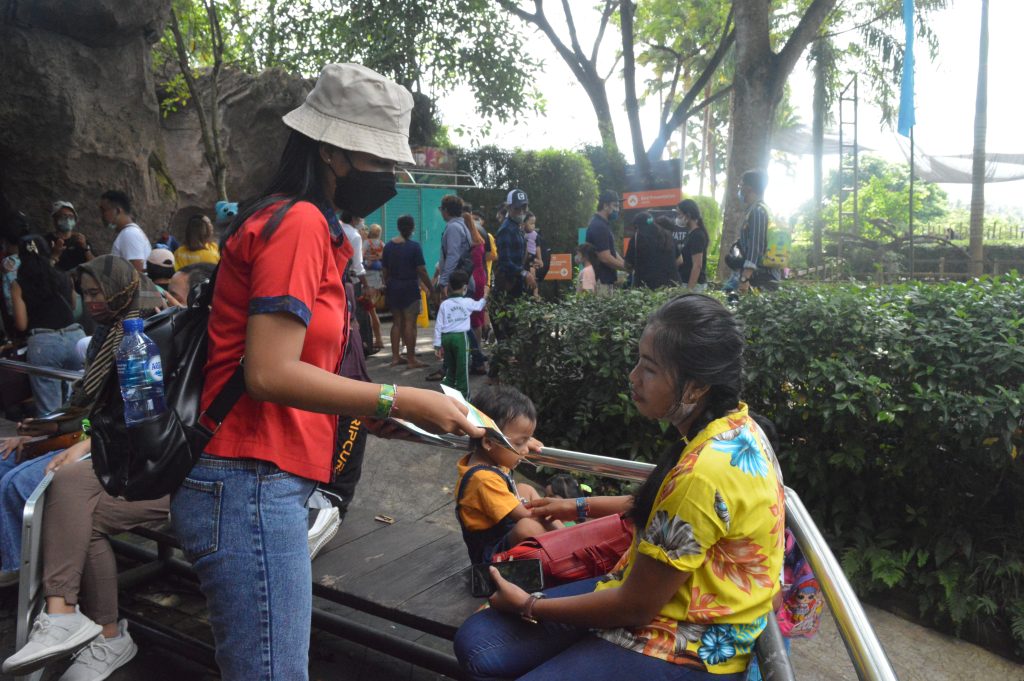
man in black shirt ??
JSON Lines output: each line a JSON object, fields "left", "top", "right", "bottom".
{"left": 49, "top": 201, "right": 93, "bottom": 271}
{"left": 584, "top": 189, "right": 624, "bottom": 294}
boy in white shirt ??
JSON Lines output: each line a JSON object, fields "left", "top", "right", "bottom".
{"left": 100, "top": 190, "right": 151, "bottom": 272}
{"left": 434, "top": 270, "right": 486, "bottom": 399}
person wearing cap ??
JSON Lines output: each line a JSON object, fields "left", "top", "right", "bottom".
{"left": 173, "top": 214, "right": 220, "bottom": 270}
{"left": 99, "top": 190, "right": 150, "bottom": 273}
{"left": 585, "top": 189, "right": 625, "bottom": 294}
{"left": 49, "top": 200, "right": 94, "bottom": 271}
{"left": 493, "top": 189, "right": 534, "bottom": 299}
{"left": 145, "top": 248, "right": 183, "bottom": 307}
{"left": 168, "top": 63, "right": 484, "bottom": 681}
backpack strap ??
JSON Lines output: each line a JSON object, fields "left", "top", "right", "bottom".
{"left": 456, "top": 464, "right": 516, "bottom": 505}
{"left": 202, "top": 361, "right": 246, "bottom": 429}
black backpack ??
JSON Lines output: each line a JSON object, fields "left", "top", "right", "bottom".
{"left": 88, "top": 275, "right": 245, "bottom": 501}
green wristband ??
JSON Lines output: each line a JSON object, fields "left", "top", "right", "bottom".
{"left": 375, "top": 384, "right": 397, "bottom": 419}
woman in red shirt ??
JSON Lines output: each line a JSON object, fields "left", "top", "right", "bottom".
{"left": 170, "top": 64, "right": 482, "bottom": 681}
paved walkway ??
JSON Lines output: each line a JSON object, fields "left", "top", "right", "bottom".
{"left": 0, "top": 319, "right": 1020, "bottom": 679}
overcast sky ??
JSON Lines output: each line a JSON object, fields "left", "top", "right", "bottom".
{"left": 437, "top": 1, "right": 1024, "bottom": 218}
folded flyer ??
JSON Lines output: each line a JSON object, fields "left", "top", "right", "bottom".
{"left": 439, "top": 384, "right": 518, "bottom": 452}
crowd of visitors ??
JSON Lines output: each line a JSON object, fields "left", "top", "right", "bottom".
{"left": 0, "top": 60, "right": 789, "bottom": 681}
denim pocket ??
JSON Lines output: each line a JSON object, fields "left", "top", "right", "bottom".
{"left": 173, "top": 478, "right": 223, "bottom": 562}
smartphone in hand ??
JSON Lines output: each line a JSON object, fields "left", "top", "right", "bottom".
{"left": 469, "top": 559, "right": 544, "bottom": 598}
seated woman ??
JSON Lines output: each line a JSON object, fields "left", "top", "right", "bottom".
{"left": 9, "top": 235, "right": 86, "bottom": 417}
{"left": 454, "top": 294, "right": 785, "bottom": 680}
{"left": 0, "top": 255, "right": 163, "bottom": 581}
{"left": 1, "top": 437, "right": 167, "bottom": 678}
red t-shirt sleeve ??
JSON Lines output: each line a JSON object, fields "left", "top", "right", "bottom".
{"left": 246, "top": 203, "right": 329, "bottom": 326}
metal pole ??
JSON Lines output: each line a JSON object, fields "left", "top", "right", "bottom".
{"left": 785, "top": 487, "right": 899, "bottom": 681}
{"left": 0, "top": 358, "right": 83, "bottom": 383}
{"left": 909, "top": 127, "right": 916, "bottom": 279}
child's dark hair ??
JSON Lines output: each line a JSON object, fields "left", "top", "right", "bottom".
{"left": 448, "top": 269, "right": 469, "bottom": 291}
{"left": 470, "top": 385, "right": 536, "bottom": 436}
{"left": 547, "top": 473, "right": 583, "bottom": 499}
{"left": 577, "top": 242, "right": 597, "bottom": 267}
{"left": 397, "top": 214, "right": 415, "bottom": 238}
{"left": 627, "top": 294, "right": 746, "bottom": 527}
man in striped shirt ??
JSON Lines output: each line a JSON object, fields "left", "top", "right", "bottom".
{"left": 737, "top": 169, "right": 781, "bottom": 293}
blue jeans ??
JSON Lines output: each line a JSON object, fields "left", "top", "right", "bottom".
{"left": 455, "top": 578, "right": 742, "bottom": 681}
{"left": 0, "top": 451, "right": 60, "bottom": 571}
{"left": 171, "top": 455, "right": 316, "bottom": 681}
{"left": 26, "top": 325, "right": 85, "bottom": 415}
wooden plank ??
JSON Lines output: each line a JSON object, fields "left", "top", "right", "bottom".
{"left": 397, "top": 568, "right": 484, "bottom": 639}
{"left": 312, "top": 516, "right": 449, "bottom": 588}
{"left": 343, "top": 531, "right": 469, "bottom": 609}
{"left": 314, "top": 508, "right": 391, "bottom": 560}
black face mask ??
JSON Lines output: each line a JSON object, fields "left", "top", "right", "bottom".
{"left": 331, "top": 153, "right": 397, "bottom": 217}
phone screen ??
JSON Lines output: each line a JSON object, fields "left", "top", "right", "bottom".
{"left": 469, "top": 559, "right": 544, "bottom": 597}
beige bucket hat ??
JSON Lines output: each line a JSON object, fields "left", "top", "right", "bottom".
{"left": 283, "top": 63, "right": 415, "bottom": 165}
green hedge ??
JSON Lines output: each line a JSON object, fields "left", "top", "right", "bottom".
{"left": 456, "top": 146, "right": 598, "bottom": 255}
{"left": 493, "top": 280, "right": 1024, "bottom": 654}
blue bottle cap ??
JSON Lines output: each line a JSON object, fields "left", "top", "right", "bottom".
{"left": 122, "top": 318, "right": 144, "bottom": 333}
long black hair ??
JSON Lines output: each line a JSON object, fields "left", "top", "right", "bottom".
{"left": 16, "top": 234, "right": 67, "bottom": 302}
{"left": 627, "top": 294, "right": 745, "bottom": 526}
{"left": 677, "top": 198, "right": 706, "bottom": 231}
{"left": 222, "top": 130, "right": 330, "bottom": 245}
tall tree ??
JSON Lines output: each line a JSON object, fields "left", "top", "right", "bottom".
{"left": 497, "top": 0, "right": 624, "bottom": 184}
{"left": 167, "top": 0, "right": 229, "bottom": 201}
{"left": 969, "top": 0, "right": 989, "bottom": 277}
{"left": 716, "top": 0, "right": 838, "bottom": 275}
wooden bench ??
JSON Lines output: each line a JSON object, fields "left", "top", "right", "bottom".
{"left": 17, "top": 475, "right": 799, "bottom": 681}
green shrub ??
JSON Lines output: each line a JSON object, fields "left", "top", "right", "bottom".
{"left": 457, "top": 146, "right": 598, "bottom": 255}
{"left": 494, "top": 279, "right": 1024, "bottom": 654}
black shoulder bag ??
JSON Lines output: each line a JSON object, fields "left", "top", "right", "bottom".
{"left": 88, "top": 275, "right": 245, "bottom": 501}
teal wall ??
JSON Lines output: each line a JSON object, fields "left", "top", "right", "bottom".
{"left": 364, "top": 187, "right": 450, "bottom": 274}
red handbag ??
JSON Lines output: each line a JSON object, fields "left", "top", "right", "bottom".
{"left": 492, "top": 514, "right": 634, "bottom": 585}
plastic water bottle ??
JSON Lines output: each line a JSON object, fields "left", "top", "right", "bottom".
{"left": 115, "top": 318, "right": 166, "bottom": 426}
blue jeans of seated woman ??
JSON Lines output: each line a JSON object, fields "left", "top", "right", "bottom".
{"left": 171, "top": 455, "right": 316, "bottom": 681}
{"left": 454, "top": 577, "right": 744, "bottom": 681}
{"left": 0, "top": 451, "right": 60, "bottom": 572}
{"left": 26, "top": 325, "right": 85, "bottom": 416}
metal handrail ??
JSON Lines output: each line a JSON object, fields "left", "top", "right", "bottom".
{"left": 0, "top": 358, "right": 896, "bottom": 680}
{"left": 516, "top": 444, "right": 897, "bottom": 681}
{"left": 0, "top": 358, "right": 83, "bottom": 383}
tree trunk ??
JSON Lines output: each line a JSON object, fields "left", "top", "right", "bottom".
{"left": 811, "top": 40, "right": 828, "bottom": 267}
{"left": 699, "top": 84, "right": 711, "bottom": 196}
{"left": 969, "top": 0, "right": 989, "bottom": 277}
{"left": 620, "top": 0, "right": 648, "bottom": 179}
{"left": 717, "top": 0, "right": 837, "bottom": 277}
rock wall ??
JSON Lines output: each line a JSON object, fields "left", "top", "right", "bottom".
{"left": 161, "top": 68, "right": 311, "bottom": 234}
{"left": 0, "top": 0, "right": 175, "bottom": 252}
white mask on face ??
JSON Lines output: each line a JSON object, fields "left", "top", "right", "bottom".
{"left": 663, "top": 398, "right": 699, "bottom": 425}
{"left": 57, "top": 217, "right": 76, "bottom": 232}
{"left": 675, "top": 217, "right": 687, "bottom": 229}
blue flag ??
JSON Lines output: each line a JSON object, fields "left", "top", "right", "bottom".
{"left": 897, "top": 0, "right": 916, "bottom": 137}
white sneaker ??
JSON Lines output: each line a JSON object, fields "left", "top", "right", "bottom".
{"left": 2, "top": 607, "right": 102, "bottom": 675}
{"left": 307, "top": 506, "right": 341, "bottom": 560}
{"left": 59, "top": 619, "right": 137, "bottom": 681}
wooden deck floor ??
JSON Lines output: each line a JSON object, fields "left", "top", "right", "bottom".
{"left": 312, "top": 507, "right": 480, "bottom": 641}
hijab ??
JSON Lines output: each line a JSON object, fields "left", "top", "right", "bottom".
{"left": 68, "top": 256, "right": 163, "bottom": 408}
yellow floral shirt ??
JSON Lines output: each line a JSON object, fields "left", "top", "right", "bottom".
{"left": 595, "top": 404, "right": 785, "bottom": 674}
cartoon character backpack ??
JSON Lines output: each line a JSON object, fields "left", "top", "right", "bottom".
{"left": 776, "top": 529, "right": 824, "bottom": 638}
